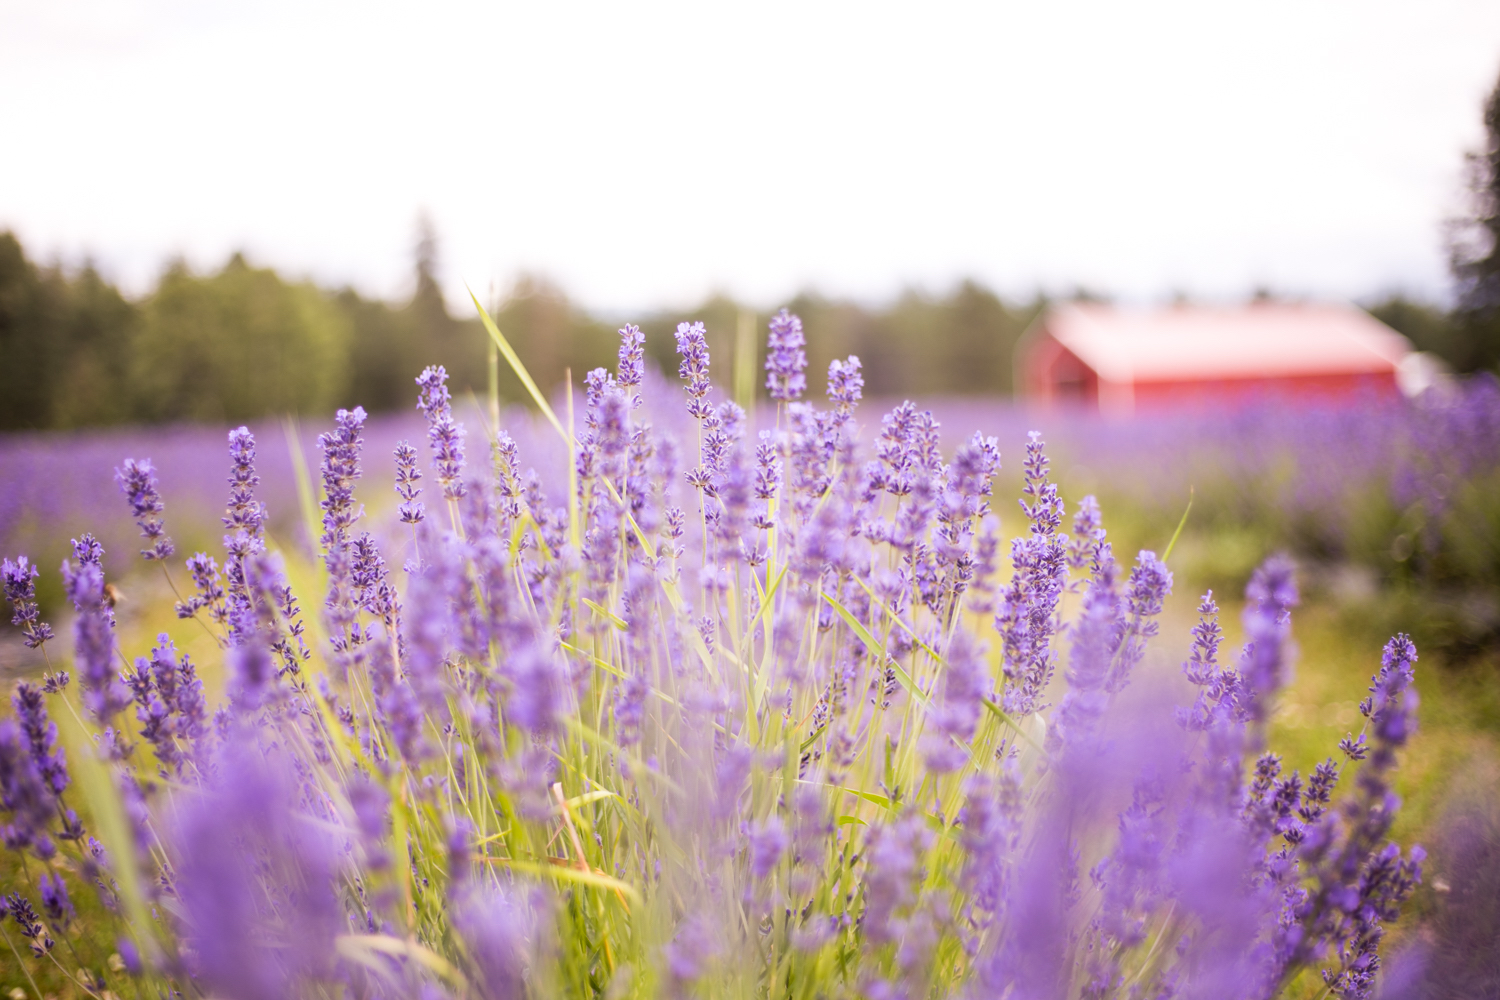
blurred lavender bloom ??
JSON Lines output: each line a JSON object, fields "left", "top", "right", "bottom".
{"left": 116, "top": 936, "right": 142, "bottom": 975}
{"left": 613, "top": 673, "right": 647, "bottom": 747}
{"left": 0, "top": 720, "right": 55, "bottom": 857}
{"left": 748, "top": 814, "right": 789, "bottom": 879}
{"left": 922, "top": 630, "right": 987, "bottom": 773}
{"left": 862, "top": 815, "right": 931, "bottom": 946}
{"left": 958, "top": 763, "right": 1023, "bottom": 921}
{"left": 367, "top": 630, "right": 427, "bottom": 763}
{"left": 114, "top": 457, "right": 174, "bottom": 560}
{"left": 1050, "top": 545, "right": 1121, "bottom": 750}
{"left": 38, "top": 872, "right": 72, "bottom": 928}
{"left": 171, "top": 744, "right": 342, "bottom": 1000}
{"left": 452, "top": 884, "right": 544, "bottom": 1000}
{"left": 505, "top": 638, "right": 563, "bottom": 734}
{"left": 12, "top": 682, "right": 67, "bottom": 798}
{"left": 665, "top": 915, "right": 718, "bottom": 984}
{"left": 417, "top": 365, "right": 467, "bottom": 499}
{"left": 2, "top": 555, "right": 53, "bottom": 649}
{"left": 226, "top": 609, "right": 277, "bottom": 714}
{"left": 1068, "top": 495, "right": 1105, "bottom": 570}
{"left": 766, "top": 308, "right": 808, "bottom": 402}
{"left": 1238, "top": 555, "right": 1300, "bottom": 724}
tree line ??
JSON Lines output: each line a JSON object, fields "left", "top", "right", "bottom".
{"left": 2, "top": 225, "right": 1497, "bottom": 432}
{"left": 0, "top": 229, "right": 1054, "bottom": 430}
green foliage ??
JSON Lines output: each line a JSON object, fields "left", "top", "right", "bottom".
{"left": 130, "top": 255, "right": 352, "bottom": 422}
{"left": 0, "top": 230, "right": 1047, "bottom": 431}
{"left": 1367, "top": 296, "right": 1464, "bottom": 369}
{"left": 0, "top": 232, "right": 139, "bottom": 430}
{"left": 788, "top": 282, "right": 1040, "bottom": 397}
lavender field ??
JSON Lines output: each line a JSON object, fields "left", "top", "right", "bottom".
{"left": 0, "top": 309, "right": 1497, "bottom": 999}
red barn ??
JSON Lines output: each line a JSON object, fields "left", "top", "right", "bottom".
{"left": 1016, "top": 302, "right": 1412, "bottom": 415}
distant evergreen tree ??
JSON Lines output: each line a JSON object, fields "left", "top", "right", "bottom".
{"left": 0, "top": 233, "right": 138, "bottom": 430}
{"left": 1448, "top": 67, "right": 1500, "bottom": 372}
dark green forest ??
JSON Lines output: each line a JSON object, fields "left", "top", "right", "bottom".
{"left": 0, "top": 227, "right": 1493, "bottom": 431}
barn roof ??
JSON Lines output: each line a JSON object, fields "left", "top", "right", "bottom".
{"left": 1042, "top": 302, "right": 1410, "bottom": 384}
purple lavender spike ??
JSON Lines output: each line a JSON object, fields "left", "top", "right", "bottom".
{"left": 114, "top": 458, "right": 174, "bottom": 561}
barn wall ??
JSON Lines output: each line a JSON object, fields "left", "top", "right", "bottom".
{"left": 1129, "top": 371, "right": 1401, "bottom": 410}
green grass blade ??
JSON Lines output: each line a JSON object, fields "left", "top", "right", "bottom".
{"left": 468, "top": 287, "right": 567, "bottom": 443}
{"left": 283, "top": 416, "right": 323, "bottom": 549}
{"left": 1162, "top": 485, "right": 1194, "bottom": 563}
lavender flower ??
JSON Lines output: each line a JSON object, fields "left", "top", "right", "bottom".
{"left": 765, "top": 308, "right": 807, "bottom": 402}
{"left": 38, "top": 873, "right": 72, "bottom": 929}
{"left": 64, "top": 560, "right": 128, "bottom": 725}
{"left": 320, "top": 407, "right": 367, "bottom": 672}
{"left": 227, "top": 612, "right": 278, "bottom": 714}
{"left": 12, "top": 683, "right": 67, "bottom": 798}
{"left": 171, "top": 745, "right": 342, "bottom": 1000}
{"left": 748, "top": 814, "right": 789, "bottom": 879}
{"left": 827, "top": 354, "right": 863, "bottom": 412}
{"left": 1105, "top": 550, "right": 1172, "bottom": 692}
{"left": 1239, "top": 554, "right": 1299, "bottom": 724}
{"left": 114, "top": 457, "right": 174, "bottom": 560}
{"left": 617, "top": 323, "right": 646, "bottom": 405}
{"left": 129, "top": 634, "right": 206, "bottom": 775}
{"left": 862, "top": 816, "right": 930, "bottom": 945}
{"left": 958, "top": 765, "right": 1023, "bottom": 919}
{"left": 5, "top": 893, "right": 53, "bottom": 956}
{"left": 177, "top": 551, "right": 227, "bottom": 622}
{"left": 675, "top": 321, "right": 713, "bottom": 420}
{"left": 922, "top": 630, "right": 987, "bottom": 772}
{"left": 72, "top": 533, "right": 104, "bottom": 567}
{"left": 417, "top": 365, "right": 467, "bottom": 499}
{"left": 220, "top": 428, "right": 268, "bottom": 629}
{"left": 614, "top": 673, "right": 648, "bottom": 748}
{"left": 995, "top": 435, "right": 1068, "bottom": 717}
{"left": 2, "top": 555, "right": 53, "bottom": 649}
{"left": 0, "top": 721, "right": 55, "bottom": 857}
{"left": 452, "top": 884, "right": 542, "bottom": 1000}
{"left": 395, "top": 440, "right": 425, "bottom": 524}
{"left": 319, "top": 407, "right": 367, "bottom": 553}
{"left": 223, "top": 426, "right": 266, "bottom": 541}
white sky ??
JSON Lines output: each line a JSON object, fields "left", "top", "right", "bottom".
{"left": 3, "top": 1, "right": 1500, "bottom": 313}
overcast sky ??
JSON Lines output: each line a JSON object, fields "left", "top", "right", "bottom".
{"left": 4, "top": 1, "right": 1500, "bottom": 313}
